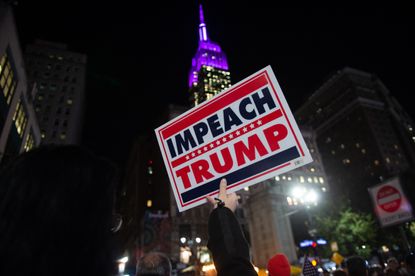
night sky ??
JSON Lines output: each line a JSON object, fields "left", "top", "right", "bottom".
{"left": 13, "top": 1, "right": 412, "bottom": 166}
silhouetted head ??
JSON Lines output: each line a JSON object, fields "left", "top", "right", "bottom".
{"left": 0, "top": 145, "right": 118, "bottom": 276}
{"left": 345, "top": 255, "right": 368, "bottom": 276}
{"left": 332, "top": 270, "right": 347, "bottom": 276}
{"left": 136, "top": 252, "right": 172, "bottom": 276}
{"left": 405, "top": 253, "right": 415, "bottom": 273}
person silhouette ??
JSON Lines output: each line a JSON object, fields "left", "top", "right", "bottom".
{"left": 0, "top": 145, "right": 119, "bottom": 276}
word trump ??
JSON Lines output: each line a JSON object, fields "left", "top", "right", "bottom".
{"left": 155, "top": 66, "right": 312, "bottom": 212}
{"left": 175, "top": 111, "right": 287, "bottom": 189}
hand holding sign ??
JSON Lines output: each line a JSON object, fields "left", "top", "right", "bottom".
{"left": 206, "top": 178, "right": 240, "bottom": 212}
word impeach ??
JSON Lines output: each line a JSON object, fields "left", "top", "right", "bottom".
{"left": 156, "top": 66, "right": 312, "bottom": 212}
{"left": 169, "top": 88, "right": 285, "bottom": 189}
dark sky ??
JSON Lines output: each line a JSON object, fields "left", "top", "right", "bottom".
{"left": 13, "top": 1, "right": 412, "bottom": 166}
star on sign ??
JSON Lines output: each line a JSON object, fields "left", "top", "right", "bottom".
{"left": 257, "top": 120, "right": 262, "bottom": 125}
{"left": 204, "top": 147, "right": 208, "bottom": 151}
{"left": 191, "top": 152, "right": 196, "bottom": 157}
{"left": 250, "top": 123, "right": 255, "bottom": 129}
{"left": 236, "top": 131, "right": 240, "bottom": 135}
{"left": 216, "top": 140, "right": 221, "bottom": 145}
{"left": 185, "top": 155, "right": 190, "bottom": 160}
{"left": 229, "top": 134, "right": 234, "bottom": 139}
{"left": 243, "top": 127, "right": 248, "bottom": 132}
{"left": 210, "top": 144, "right": 214, "bottom": 148}
{"left": 222, "top": 137, "right": 227, "bottom": 142}
{"left": 197, "top": 150, "right": 202, "bottom": 154}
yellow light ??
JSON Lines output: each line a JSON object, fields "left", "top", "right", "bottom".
{"left": 202, "top": 263, "right": 215, "bottom": 272}
{"left": 311, "top": 260, "right": 317, "bottom": 266}
{"left": 147, "top": 200, "right": 152, "bottom": 207}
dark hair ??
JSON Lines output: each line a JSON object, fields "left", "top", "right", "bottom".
{"left": 346, "top": 255, "right": 368, "bottom": 276}
{"left": 332, "top": 270, "right": 347, "bottom": 276}
{"left": 0, "top": 145, "right": 118, "bottom": 276}
{"left": 405, "top": 253, "right": 415, "bottom": 271}
{"left": 136, "top": 252, "right": 172, "bottom": 276}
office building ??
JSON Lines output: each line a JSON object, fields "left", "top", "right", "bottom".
{"left": 295, "top": 67, "right": 415, "bottom": 212}
{"left": 0, "top": 2, "right": 41, "bottom": 165}
{"left": 24, "top": 39, "right": 86, "bottom": 144}
{"left": 189, "top": 5, "right": 231, "bottom": 106}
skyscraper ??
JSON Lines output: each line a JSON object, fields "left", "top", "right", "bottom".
{"left": 189, "top": 5, "right": 231, "bottom": 106}
{"left": 295, "top": 67, "right": 415, "bottom": 212}
{"left": 0, "top": 3, "right": 41, "bottom": 165}
{"left": 24, "top": 40, "right": 86, "bottom": 145}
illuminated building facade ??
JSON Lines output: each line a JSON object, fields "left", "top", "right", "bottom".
{"left": 0, "top": 3, "right": 41, "bottom": 165}
{"left": 246, "top": 126, "right": 329, "bottom": 266}
{"left": 189, "top": 5, "right": 231, "bottom": 106}
{"left": 295, "top": 67, "right": 415, "bottom": 212}
{"left": 24, "top": 39, "right": 86, "bottom": 145}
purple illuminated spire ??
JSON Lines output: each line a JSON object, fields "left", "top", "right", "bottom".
{"left": 188, "top": 4, "right": 229, "bottom": 87}
{"left": 199, "top": 4, "right": 208, "bottom": 41}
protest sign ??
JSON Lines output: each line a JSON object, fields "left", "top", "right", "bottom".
{"left": 155, "top": 66, "right": 313, "bottom": 211}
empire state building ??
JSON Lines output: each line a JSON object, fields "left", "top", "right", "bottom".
{"left": 189, "top": 5, "right": 231, "bottom": 106}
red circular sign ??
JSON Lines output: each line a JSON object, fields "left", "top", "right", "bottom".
{"left": 377, "top": 185, "right": 401, "bottom": 212}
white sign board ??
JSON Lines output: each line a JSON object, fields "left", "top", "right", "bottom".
{"left": 368, "top": 177, "right": 413, "bottom": 227}
{"left": 155, "top": 66, "right": 313, "bottom": 212}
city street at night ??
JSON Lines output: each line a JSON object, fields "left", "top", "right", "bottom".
{"left": 1, "top": 1, "right": 414, "bottom": 275}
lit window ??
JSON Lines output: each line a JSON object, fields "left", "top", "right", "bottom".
{"left": 343, "top": 158, "right": 351, "bottom": 164}
{"left": 385, "top": 157, "right": 391, "bottom": 163}
{"left": 282, "top": 175, "right": 286, "bottom": 180}
{"left": 307, "top": 177, "right": 312, "bottom": 183}
{"left": 67, "top": 99, "right": 73, "bottom": 105}
{"left": 340, "top": 144, "right": 345, "bottom": 149}
{"left": 300, "top": 176, "right": 305, "bottom": 183}
{"left": 313, "top": 177, "right": 319, "bottom": 183}
{"left": 356, "top": 143, "right": 360, "bottom": 148}
{"left": 287, "top": 176, "right": 292, "bottom": 181}
{"left": 275, "top": 176, "right": 280, "bottom": 181}
{"left": 146, "top": 199, "right": 152, "bottom": 208}
{"left": 331, "top": 150, "right": 336, "bottom": 155}
{"left": 287, "top": 197, "right": 293, "bottom": 206}
{"left": 12, "top": 99, "right": 28, "bottom": 137}
{"left": 310, "top": 167, "right": 315, "bottom": 172}
{"left": 374, "top": 160, "right": 380, "bottom": 166}
{"left": 361, "top": 149, "right": 366, "bottom": 154}
{"left": 319, "top": 177, "right": 324, "bottom": 184}
{"left": 0, "top": 53, "right": 18, "bottom": 105}
{"left": 60, "top": 132, "right": 66, "bottom": 140}
{"left": 24, "top": 132, "right": 35, "bottom": 152}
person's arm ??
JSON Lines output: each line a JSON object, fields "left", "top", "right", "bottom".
{"left": 206, "top": 179, "right": 258, "bottom": 276}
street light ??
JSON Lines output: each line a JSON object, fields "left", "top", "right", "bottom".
{"left": 289, "top": 185, "right": 319, "bottom": 206}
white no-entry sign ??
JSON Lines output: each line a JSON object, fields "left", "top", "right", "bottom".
{"left": 369, "top": 178, "right": 413, "bottom": 227}
{"left": 155, "top": 66, "right": 313, "bottom": 212}
{"left": 377, "top": 185, "right": 401, "bottom": 213}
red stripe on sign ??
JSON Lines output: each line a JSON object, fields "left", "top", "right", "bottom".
{"left": 160, "top": 73, "right": 268, "bottom": 139}
{"left": 182, "top": 161, "right": 292, "bottom": 206}
{"left": 170, "top": 109, "right": 283, "bottom": 168}
{"left": 264, "top": 71, "right": 305, "bottom": 156}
